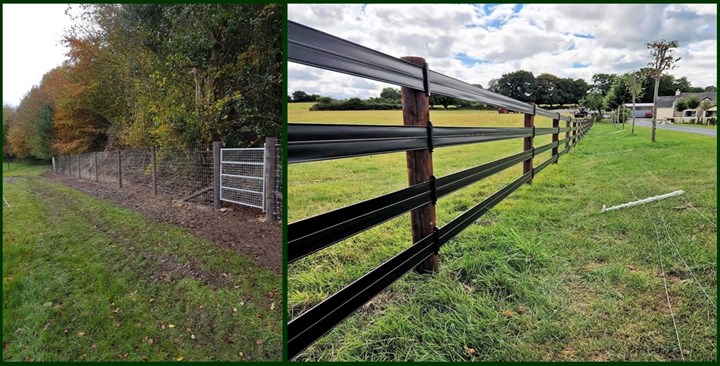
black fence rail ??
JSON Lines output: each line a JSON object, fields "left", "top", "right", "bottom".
{"left": 287, "top": 20, "right": 594, "bottom": 359}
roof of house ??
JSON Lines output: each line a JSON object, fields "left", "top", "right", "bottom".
{"left": 657, "top": 96, "right": 676, "bottom": 108}
{"left": 657, "top": 92, "right": 717, "bottom": 109}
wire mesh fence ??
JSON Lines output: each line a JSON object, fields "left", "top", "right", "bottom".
{"left": 53, "top": 140, "right": 282, "bottom": 219}
{"left": 273, "top": 142, "right": 282, "bottom": 222}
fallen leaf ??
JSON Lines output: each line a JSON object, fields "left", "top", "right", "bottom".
{"left": 114, "top": 321, "right": 121, "bottom": 327}
{"left": 77, "top": 331, "right": 86, "bottom": 337}
{"left": 233, "top": 307, "right": 237, "bottom": 313}
{"left": 270, "top": 302, "right": 275, "bottom": 311}
{"left": 176, "top": 357, "right": 184, "bottom": 362}
{"left": 516, "top": 306, "right": 527, "bottom": 314}
{"left": 147, "top": 338, "right": 154, "bottom": 345}
{"left": 256, "top": 339, "right": 263, "bottom": 346}
{"left": 168, "top": 324, "right": 175, "bottom": 329}
{"left": 627, "top": 265, "right": 637, "bottom": 271}
{"left": 502, "top": 310, "right": 514, "bottom": 318}
{"left": 238, "top": 352, "right": 244, "bottom": 357}
{"left": 161, "top": 324, "right": 166, "bottom": 330}
{"left": 190, "top": 334, "right": 196, "bottom": 340}
{"left": 42, "top": 302, "right": 53, "bottom": 308}
{"left": 464, "top": 345, "right": 475, "bottom": 354}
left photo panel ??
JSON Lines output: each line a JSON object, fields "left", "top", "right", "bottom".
{"left": 2, "top": 3, "right": 283, "bottom": 361}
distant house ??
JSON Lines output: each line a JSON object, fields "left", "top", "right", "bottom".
{"left": 622, "top": 102, "right": 654, "bottom": 118}
{"left": 656, "top": 90, "right": 717, "bottom": 121}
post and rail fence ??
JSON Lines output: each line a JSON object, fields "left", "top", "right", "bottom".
{"left": 53, "top": 137, "right": 282, "bottom": 221}
{"left": 287, "top": 20, "right": 593, "bottom": 358}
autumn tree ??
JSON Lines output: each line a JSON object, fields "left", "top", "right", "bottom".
{"left": 3, "top": 105, "right": 16, "bottom": 158}
{"left": 647, "top": 40, "right": 681, "bottom": 142}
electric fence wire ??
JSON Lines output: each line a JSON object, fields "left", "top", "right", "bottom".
{"left": 602, "top": 160, "right": 686, "bottom": 361}
{"left": 627, "top": 158, "right": 717, "bottom": 311}
{"left": 632, "top": 157, "right": 716, "bottom": 229}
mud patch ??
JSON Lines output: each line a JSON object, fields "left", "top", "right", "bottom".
{"left": 45, "top": 172, "right": 281, "bottom": 273}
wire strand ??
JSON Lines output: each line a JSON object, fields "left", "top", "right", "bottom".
{"left": 602, "top": 160, "right": 685, "bottom": 361}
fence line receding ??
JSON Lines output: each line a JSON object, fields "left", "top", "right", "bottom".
{"left": 54, "top": 137, "right": 282, "bottom": 221}
{"left": 287, "top": 20, "right": 593, "bottom": 359}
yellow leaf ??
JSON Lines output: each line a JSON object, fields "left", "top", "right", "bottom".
{"left": 176, "top": 357, "right": 184, "bottom": 361}
{"left": 168, "top": 324, "right": 175, "bottom": 328}
{"left": 77, "top": 331, "right": 86, "bottom": 337}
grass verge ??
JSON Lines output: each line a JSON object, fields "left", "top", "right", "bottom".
{"left": 288, "top": 108, "right": 717, "bottom": 361}
{"left": 3, "top": 164, "right": 281, "bottom": 361}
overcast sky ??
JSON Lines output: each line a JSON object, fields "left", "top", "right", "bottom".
{"left": 3, "top": 4, "right": 75, "bottom": 107}
{"left": 288, "top": 3, "right": 717, "bottom": 100}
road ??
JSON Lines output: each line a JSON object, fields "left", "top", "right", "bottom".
{"left": 631, "top": 118, "right": 716, "bottom": 137}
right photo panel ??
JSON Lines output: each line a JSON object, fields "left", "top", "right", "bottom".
{"left": 285, "top": 3, "right": 718, "bottom": 362}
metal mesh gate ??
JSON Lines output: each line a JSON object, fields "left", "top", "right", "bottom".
{"left": 220, "top": 147, "right": 265, "bottom": 210}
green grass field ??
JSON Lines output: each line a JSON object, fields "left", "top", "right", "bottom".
{"left": 2, "top": 164, "right": 281, "bottom": 361}
{"left": 288, "top": 105, "right": 717, "bottom": 361}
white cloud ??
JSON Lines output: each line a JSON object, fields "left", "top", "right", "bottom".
{"left": 288, "top": 3, "right": 717, "bottom": 100}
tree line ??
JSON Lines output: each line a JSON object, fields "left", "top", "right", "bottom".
{"left": 4, "top": 4, "right": 282, "bottom": 160}
{"left": 290, "top": 70, "right": 713, "bottom": 112}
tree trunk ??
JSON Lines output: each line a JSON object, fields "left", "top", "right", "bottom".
{"left": 652, "top": 76, "right": 660, "bottom": 142}
{"left": 631, "top": 95, "right": 636, "bottom": 134}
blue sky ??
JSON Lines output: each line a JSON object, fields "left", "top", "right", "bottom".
{"left": 288, "top": 3, "right": 717, "bottom": 100}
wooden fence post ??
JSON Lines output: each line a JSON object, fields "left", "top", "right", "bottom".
{"left": 213, "top": 141, "right": 221, "bottom": 210}
{"left": 264, "top": 137, "right": 277, "bottom": 221}
{"left": 401, "top": 56, "right": 437, "bottom": 274}
{"left": 523, "top": 103, "right": 535, "bottom": 183}
{"left": 117, "top": 150, "right": 122, "bottom": 188}
{"left": 151, "top": 146, "right": 157, "bottom": 194}
{"left": 552, "top": 115, "right": 559, "bottom": 163}
{"left": 94, "top": 152, "right": 98, "bottom": 182}
{"left": 52, "top": 157, "right": 56, "bottom": 173}
{"left": 573, "top": 120, "right": 578, "bottom": 147}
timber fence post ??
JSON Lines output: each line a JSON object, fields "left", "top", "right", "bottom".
{"left": 552, "top": 114, "right": 559, "bottom": 163}
{"left": 94, "top": 152, "right": 98, "bottom": 182}
{"left": 264, "top": 137, "right": 277, "bottom": 221}
{"left": 213, "top": 141, "right": 221, "bottom": 210}
{"left": 523, "top": 103, "right": 536, "bottom": 184}
{"left": 573, "top": 120, "right": 578, "bottom": 147}
{"left": 117, "top": 150, "right": 122, "bottom": 188}
{"left": 151, "top": 146, "right": 157, "bottom": 194}
{"left": 401, "top": 56, "right": 438, "bottom": 274}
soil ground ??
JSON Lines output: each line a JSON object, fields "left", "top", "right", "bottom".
{"left": 46, "top": 172, "right": 281, "bottom": 273}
